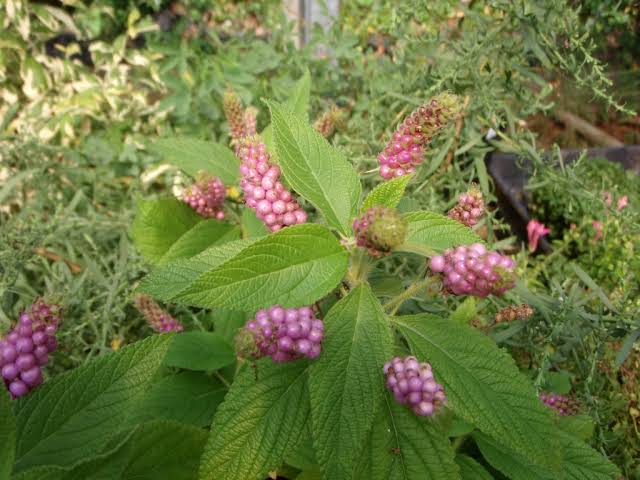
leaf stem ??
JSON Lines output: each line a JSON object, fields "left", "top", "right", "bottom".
{"left": 383, "top": 276, "right": 439, "bottom": 315}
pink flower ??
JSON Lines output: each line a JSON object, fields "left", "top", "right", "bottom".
{"left": 526, "top": 220, "right": 550, "bottom": 252}
{"left": 592, "top": 220, "right": 603, "bottom": 241}
{"left": 616, "top": 195, "right": 628, "bottom": 211}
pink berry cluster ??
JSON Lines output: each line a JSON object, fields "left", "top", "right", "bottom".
{"left": 181, "top": 174, "right": 226, "bottom": 220}
{"left": 238, "top": 138, "right": 307, "bottom": 231}
{"left": 353, "top": 207, "right": 408, "bottom": 257}
{"left": 539, "top": 392, "right": 579, "bottom": 415}
{"left": 243, "top": 107, "right": 258, "bottom": 137}
{"left": 384, "top": 356, "right": 446, "bottom": 416}
{"left": 378, "top": 93, "right": 459, "bottom": 179}
{"left": 429, "top": 243, "right": 516, "bottom": 297}
{"left": 240, "top": 306, "right": 324, "bottom": 362}
{"left": 1, "top": 300, "right": 61, "bottom": 399}
{"left": 223, "top": 88, "right": 246, "bottom": 143}
{"left": 448, "top": 187, "right": 484, "bottom": 227}
{"left": 134, "top": 294, "right": 184, "bottom": 333}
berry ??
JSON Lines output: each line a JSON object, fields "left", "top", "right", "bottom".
{"left": 429, "top": 243, "right": 516, "bottom": 297}
{"left": 353, "top": 207, "right": 408, "bottom": 257}
{"left": 243, "top": 107, "right": 258, "bottom": 137}
{"left": 539, "top": 392, "right": 580, "bottom": 415}
{"left": 223, "top": 87, "right": 245, "bottom": 143}
{"left": 237, "top": 305, "right": 324, "bottom": 362}
{"left": 0, "top": 299, "right": 61, "bottom": 399}
{"left": 378, "top": 93, "right": 460, "bottom": 179}
{"left": 384, "top": 356, "right": 446, "bottom": 416}
{"left": 448, "top": 187, "right": 484, "bottom": 227}
{"left": 134, "top": 294, "right": 184, "bottom": 333}
{"left": 238, "top": 137, "right": 307, "bottom": 232}
{"left": 181, "top": 173, "right": 226, "bottom": 220}
{"left": 495, "top": 304, "right": 534, "bottom": 323}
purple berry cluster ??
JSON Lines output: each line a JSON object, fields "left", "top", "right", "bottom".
{"left": 378, "top": 93, "right": 459, "bottom": 179}
{"left": 1, "top": 300, "right": 61, "bottom": 399}
{"left": 539, "top": 392, "right": 579, "bottom": 415}
{"left": 384, "top": 356, "right": 446, "bottom": 416}
{"left": 238, "top": 138, "right": 307, "bottom": 231}
{"left": 134, "top": 294, "right": 184, "bottom": 333}
{"left": 353, "top": 207, "right": 408, "bottom": 257}
{"left": 181, "top": 174, "right": 226, "bottom": 220}
{"left": 448, "top": 188, "right": 484, "bottom": 227}
{"left": 429, "top": 243, "right": 516, "bottom": 297}
{"left": 240, "top": 306, "right": 323, "bottom": 362}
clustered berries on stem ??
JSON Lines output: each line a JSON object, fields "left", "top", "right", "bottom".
{"left": 448, "top": 187, "right": 484, "bottom": 227}
{"left": 1, "top": 300, "right": 61, "bottom": 399}
{"left": 223, "top": 88, "right": 246, "bottom": 144}
{"left": 313, "top": 105, "right": 342, "bottom": 138}
{"left": 237, "top": 306, "right": 324, "bottom": 362}
{"left": 238, "top": 137, "right": 307, "bottom": 231}
{"left": 134, "top": 294, "right": 183, "bottom": 333}
{"left": 353, "top": 207, "right": 408, "bottom": 257}
{"left": 378, "top": 93, "right": 460, "bottom": 179}
{"left": 181, "top": 173, "right": 226, "bottom": 220}
{"left": 384, "top": 356, "right": 446, "bottom": 416}
{"left": 429, "top": 243, "right": 516, "bottom": 297}
{"left": 539, "top": 392, "right": 580, "bottom": 415}
{"left": 495, "top": 304, "right": 534, "bottom": 323}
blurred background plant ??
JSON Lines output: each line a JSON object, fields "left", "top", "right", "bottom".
{"left": 1, "top": 0, "right": 639, "bottom": 476}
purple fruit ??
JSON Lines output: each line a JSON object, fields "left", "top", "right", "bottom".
{"left": 9, "top": 380, "right": 28, "bottom": 398}
{"left": 181, "top": 174, "right": 226, "bottom": 220}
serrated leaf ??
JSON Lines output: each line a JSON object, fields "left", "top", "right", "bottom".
{"left": 13, "top": 335, "right": 172, "bottom": 473}
{"left": 1, "top": 388, "right": 16, "bottom": 479}
{"left": 138, "top": 239, "right": 255, "bottom": 302}
{"left": 160, "top": 221, "right": 241, "bottom": 264}
{"left": 150, "top": 137, "right": 240, "bottom": 184}
{"left": 211, "top": 308, "right": 251, "bottom": 345}
{"left": 164, "top": 331, "right": 235, "bottom": 371}
{"left": 393, "top": 315, "right": 560, "bottom": 471}
{"left": 130, "top": 197, "right": 201, "bottom": 263}
{"left": 309, "top": 285, "right": 392, "bottom": 479}
{"left": 356, "top": 393, "right": 460, "bottom": 480}
{"left": 134, "top": 371, "right": 226, "bottom": 427}
{"left": 199, "top": 360, "right": 310, "bottom": 480}
{"left": 556, "top": 414, "right": 594, "bottom": 442}
{"left": 474, "top": 432, "right": 551, "bottom": 480}
{"left": 398, "top": 212, "right": 482, "bottom": 256}
{"left": 361, "top": 174, "right": 413, "bottom": 212}
{"left": 267, "top": 100, "right": 361, "bottom": 235}
{"left": 241, "top": 208, "right": 268, "bottom": 239}
{"left": 455, "top": 454, "right": 493, "bottom": 480}
{"left": 175, "top": 224, "right": 348, "bottom": 311}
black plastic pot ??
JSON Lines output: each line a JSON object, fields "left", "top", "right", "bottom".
{"left": 487, "top": 145, "right": 640, "bottom": 252}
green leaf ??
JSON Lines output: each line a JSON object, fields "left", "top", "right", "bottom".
{"left": 134, "top": 371, "right": 226, "bottom": 427}
{"left": 138, "top": 239, "right": 255, "bottom": 302}
{"left": 356, "top": 394, "right": 459, "bottom": 480}
{"left": 175, "top": 224, "right": 349, "bottom": 311}
{"left": 199, "top": 360, "right": 310, "bottom": 480}
{"left": 474, "top": 432, "right": 551, "bottom": 480}
{"left": 398, "top": 212, "right": 482, "bottom": 256}
{"left": 556, "top": 414, "right": 595, "bottom": 442}
{"left": 130, "top": 197, "right": 201, "bottom": 264}
{"left": 448, "top": 297, "right": 477, "bottom": 325}
{"left": 241, "top": 208, "right": 269, "bottom": 239}
{"left": 571, "top": 263, "right": 618, "bottom": 312}
{"left": 267, "top": 100, "right": 361, "bottom": 235}
{"left": 150, "top": 137, "right": 240, "bottom": 184}
{"left": 361, "top": 174, "right": 413, "bottom": 212}
{"left": 393, "top": 315, "right": 560, "bottom": 471}
{"left": 615, "top": 328, "right": 640, "bottom": 367}
{"left": 160, "top": 221, "right": 241, "bottom": 265}
{"left": 164, "top": 331, "right": 235, "bottom": 371}
{"left": 0, "top": 388, "right": 16, "bottom": 479}
{"left": 13, "top": 335, "right": 172, "bottom": 473}
{"left": 309, "top": 285, "right": 393, "bottom": 479}
{"left": 212, "top": 308, "right": 251, "bottom": 345}
{"left": 455, "top": 454, "right": 493, "bottom": 480}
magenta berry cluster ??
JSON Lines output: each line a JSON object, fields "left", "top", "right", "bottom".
{"left": 1, "top": 300, "right": 61, "bottom": 399}
{"left": 238, "top": 138, "right": 307, "bottom": 231}
{"left": 353, "top": 207, "right": 408, "bottom": 257}
{"left": 134, "top": 294, "right": 183, "bottom": 333}
{"left": 241, "top": 306, "right": 323, "bottom": 362}
{"left": 378, "top": 93, "right": 459, "bottom": 179}
{"left": 182, "top": 174, "right": 226, "bottom": 220}
{"left": 384, "top": 356, "right": 446, "bottom": 416}
{"left": 448, "top": 188, "right": 484, "bottom": 227}
{"left": 429, "top": 243, "right": 515, "bottom": 297}
{"left": 539, "top": 392, "right": 579, "bottom": 415}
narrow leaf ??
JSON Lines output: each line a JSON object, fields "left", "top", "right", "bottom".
{"left": 164, "top": 331, "right": 235, "bottom": 371}
{"left": 571, "top": 263, "right": 618, "bottom": 312}
{"left": 0, "top": 388, "right": 16, "bottom": 479}
{"left": 455, "top": 454, "right": 493, "bottom": 480}
{"left": 362, "top": 174, "right": 413, "bottom": 212}
{"left": 615, "top": 327, "right": 640, "bottom": 367}
{"left": 150, "top": 137, "right": 240, "bottom": 184}
{"left": 393, "top": 315, "right": 560, "bottom": 471}
{"left": 199, "top": 360, "right": 310, "bottom": 480}
{"left": 175, "top": 224, "right": 349, "bottom": 311}
{"left": 13, "top": 335, "right": 172, "bottom": 472}
{"left": 267, "top": 100, "right": 361, "bottom": 235}
{"left": 398, "top": 212, "right": 482, "bottom": 256}
{"left": 309, "top": 285, "right": 393, "bottom": 479}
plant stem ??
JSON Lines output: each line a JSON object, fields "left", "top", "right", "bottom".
{"left": 345, "top": 248, "right": 371, "bottom": 287}
{"left": 383, "top": 276, "right": 439, "bottom": 315}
